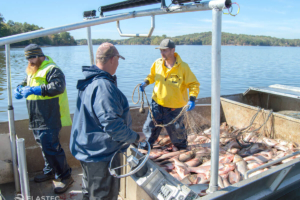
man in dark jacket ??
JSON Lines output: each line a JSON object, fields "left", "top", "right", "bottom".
{"left": 13, "top": 44, "right": 73, "bottom": 194}
{"left": 70, "top": 42, "right": 145, "bottom": 200}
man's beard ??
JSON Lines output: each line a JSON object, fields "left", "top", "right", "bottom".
{"left": 26, "top": 58, "right": 43, "bottom": 75}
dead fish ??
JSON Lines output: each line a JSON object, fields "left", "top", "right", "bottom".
{"left": 219, "top": 163, "right": 236, "bottom": 175}
{"left": 187, "top": 134, "right": 198, "bottom": 143}
{"left": 243, "top": 132, "right": 256, "bottom": 142}
{"left": 172, "top": 156, "right": 187, "bottom": 167}
{"left": 222, "top": 174, "right": 231, "bottom": 188}
{"left": 169, "top": 171, "right": 181, "bottom": 181}
{"left": 153, "top": 150, "right": 185, "bottom": 162}
{"left": 262, "top": 137, "right": 278, "bottom": 147}
{"left": 274, "top": 144, "right": 289, "bottom": 152}
{"left": 185, "top": 156, "right": 203, "bottom": 167}
{"left": 174, "top": 165, "right": 190, "bottom": 180}
{"left": 197, "top": 173, "right": 209, "bottom": 184}
{"left": 224, "top": 140, "right": 242, "bottom": 150}
{"left": 239, "top": 143, "right": 268, "bottom": 157}
{"left": 228, "top": 148, "right": 240, "bottom": 154}
{"left": 158, "top": 136, "right": 172, "bottom": 146}
{"left": 256, "top": 150, "right": 273, "bottom": 160}
{"left": 228, "top": 171, "right": 237, "bottom": 184}
{"left": 179, "top": 151, "right": 195, "bottom": 162}
{"left": 139, "top": 149, "right": 166, "bottom": 160}
{"left": 247, "top": 162, "right": 263, "bottom": 170}
{"left": 160, "top": 162, "right": 174, "bottom": 171}
{"left": 219, "top": 154, "right": 234, "bottom": 164}
{"left": 218, "top": 175, "right": 225, "bottom": 189}
{"left": 233, "top": 155, "right": 248, "bottom": 179}
{"left": 243, "top": 155, "right": 268, "bottom": 164}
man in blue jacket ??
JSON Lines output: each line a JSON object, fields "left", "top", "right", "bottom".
{"left": 70, "top": 43, "right": 145, "bottom": 200}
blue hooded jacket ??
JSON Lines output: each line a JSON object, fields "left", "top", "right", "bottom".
{"left": 70, "top": 65, "right": 138, "bottom": 162}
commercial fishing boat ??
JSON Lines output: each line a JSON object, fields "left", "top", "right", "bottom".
{"left": 1, "top": 0, "right": 300, "bottom": 199}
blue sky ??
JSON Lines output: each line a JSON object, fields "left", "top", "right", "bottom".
{"left": 1, "top": 0, "right": 300, "bottom": 40}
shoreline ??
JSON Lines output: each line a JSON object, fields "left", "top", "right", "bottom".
{"left": 1, "top": 44, "right": 299, "bottom": 49}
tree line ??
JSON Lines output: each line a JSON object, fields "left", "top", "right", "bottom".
{"left": 77, "top": 32, "right": 300, "bottom": 47}
{"left": 0, "top": 13, "right": 76, "bottom": 46}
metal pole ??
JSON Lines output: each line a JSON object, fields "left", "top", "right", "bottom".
{"left": 208, "top": 7, "right": 222, "bottom": 193}
{"left": 5, "top": 44, "right": 21, "bottom": 193}
{"left": 87, "top": 26, "right": 95, "bottom": 65}
{"left": 0, "top": 0, "right": 227, "bottom": 46}
{"left": 17, "top": 138, "right": 30, "bottom": 199}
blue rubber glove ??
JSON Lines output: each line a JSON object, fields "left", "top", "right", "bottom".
{"left": 21, "top": 86, "right": 33, "bottom": 98}
{"left": 13, "top": 85, "right": 23, "bottom": 99}
{"left": 186, "top": 101, "right": 195, "bottom": 111}
{"left": 139, "top": 82, "right": 148, "bottom": 92}
{"left": 31, "top": 86, "right": 42, "bottom": 96}
{"left": 21, "top": 86, "right": 42, "bottom": 98}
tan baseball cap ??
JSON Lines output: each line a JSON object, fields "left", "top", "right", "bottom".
{"left": 96, "top": 42, "right": 125, "bottom": 61}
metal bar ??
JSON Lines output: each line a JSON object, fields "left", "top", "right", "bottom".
{"left": 208, "top": 7, "right": 222, "bottom": 194}
{"left": 116, "top": 15, "right": 155, "bottom": 37}
{"left": 5, "top": 44, "right": 21, "bottom": 193}
{"left": 0, "top": 0, "right": 228, "bottom": 46}
{"left": 269, "top": 165, "right": 293, "bottom": 191}
{"left": 245, "top": 151, "right": 300, "bottom": 179}
{"left": 195, "top": 104, "right": 211, "bottom": 107}
{"left": 87, "top": 26, "right": 95, "bottom": 65}
{"left": 17, "top": 138, "right": 30, "bottom": 199}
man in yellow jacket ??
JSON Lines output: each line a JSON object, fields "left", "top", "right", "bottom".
{"left": 140, "top": 39, "right": 200, "bottom": 149}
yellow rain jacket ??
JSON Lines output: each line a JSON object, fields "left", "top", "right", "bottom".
{"left": 145, "top": 53, "right": 200, "bottom": 108}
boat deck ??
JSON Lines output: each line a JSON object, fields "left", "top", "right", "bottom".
{"left": 0, "top": 167, "right": 123, "bottom": 200}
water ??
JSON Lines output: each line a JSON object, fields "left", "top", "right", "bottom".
{"left": 0, "top": 45, "right": 300, "bottom": 122}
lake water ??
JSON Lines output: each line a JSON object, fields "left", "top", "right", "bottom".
{"left": 0, "top": 45, "right": 299, "bottom": 122}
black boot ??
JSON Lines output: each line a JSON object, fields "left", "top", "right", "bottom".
{"left": 54, "top": 176, "right": 74, "bottom": 194}
{"left": 34, "top": 173, "right": 55, "bottom": 182}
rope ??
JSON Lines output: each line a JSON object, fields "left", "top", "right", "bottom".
{"left": 236, "top": 108, "right": 273, "bottom": 148}
{"left": 132, "top": 84, "right": 189, "bottom": 127}
{"left": 223, "top": 2, "right": 240, "bottom": 17}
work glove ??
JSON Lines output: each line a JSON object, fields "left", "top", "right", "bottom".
{"left": 21, "top": 86, "right": 42, "bottom": 98}
{"left": 13, "top": 85, "right": 23, "bottom": 99}
{"left": 186, "top": 96, "right": 196, "bottom": 111}
{"left": 139, "top": 82, "right": 148, "bottom": 92}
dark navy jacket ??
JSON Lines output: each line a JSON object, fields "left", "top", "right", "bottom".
{"left": 70, "top": 65, "right": 138, "bottom": 162}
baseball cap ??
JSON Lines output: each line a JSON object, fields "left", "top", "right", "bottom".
{"left": 96, "top": 42, "right": 125, "bottom": 61}
{"left": 155, "top": 39, "right": 175, "bottom": 49}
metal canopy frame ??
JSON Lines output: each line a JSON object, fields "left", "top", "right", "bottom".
{"left": 0, "top": 0, "right": 231, "bottom": 195}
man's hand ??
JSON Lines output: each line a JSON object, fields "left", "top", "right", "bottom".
{"left": 14, "top": 85, "right": 23, "bottom": 99}
{"left": 21, "top": 86, "right": 42, "bottom": 98}
{"left": 186, "top": 100, "right": 195, "bottom": 111}
{"left": 137, "top": 132, "right": 146, "bottom": 142}
{"left": 139, "top": 82, "right": 148, "bottom": 92}
{"left": 31, "top": 86, "right": 42, "bottom": 95}
{"left": 21, "top": 86, "right": 33, "bottom": 98}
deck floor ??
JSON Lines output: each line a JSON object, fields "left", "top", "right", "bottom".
{"left": 0, "top": 167, "right": 123, "bottom": 200}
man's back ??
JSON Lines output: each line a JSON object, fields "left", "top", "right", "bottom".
{"left": 70, "top": 65, "right": 137, "bottom": 162}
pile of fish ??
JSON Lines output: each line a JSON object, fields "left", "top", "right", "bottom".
{"left": 139, "top": 122, "right": 300, "bottom": 196}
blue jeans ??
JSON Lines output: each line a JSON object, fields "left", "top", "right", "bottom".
{"left": 143, "top": 100, "right": 187, "bottom": 149}
{"left": 33, "top": 128, "right": 71, "bottom": 179}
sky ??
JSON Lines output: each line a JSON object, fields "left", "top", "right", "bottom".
{"left": 1, "top": 0, "right": 300, "bottom": 40}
